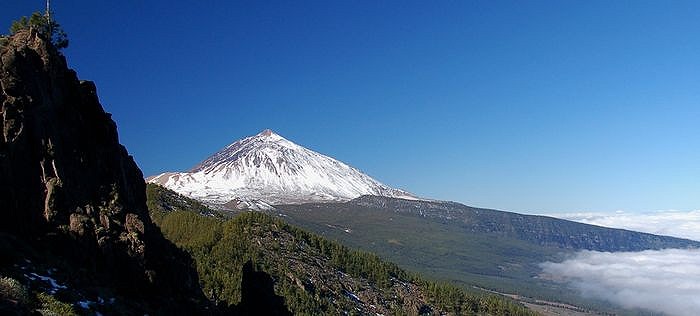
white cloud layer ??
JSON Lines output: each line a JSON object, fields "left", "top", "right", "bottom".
{"left": 541, "top": 249, "right": 700, "bottom": 316}
{"left": 550, "top": 210, "right": 700, "bottom": 241}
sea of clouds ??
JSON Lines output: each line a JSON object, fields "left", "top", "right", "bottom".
{"left": 541, "top": 249, "right": 700, "bottom": 316}
{"left": 539, "top": 210, "right": 700, "bottom": 316}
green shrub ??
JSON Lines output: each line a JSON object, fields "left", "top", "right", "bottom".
{"left": 0, "top": 276, "right": 29, "bottom": 305}
{"left": 36, "top": 292, "right": 78, "bottom": 316}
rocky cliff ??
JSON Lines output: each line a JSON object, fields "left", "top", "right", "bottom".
{"left": 0, "top": 29, "right": 205, "bottom": 314}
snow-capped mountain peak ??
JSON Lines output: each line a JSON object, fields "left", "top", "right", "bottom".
{"left": 190, "top": 129, "right": 299, "bottom": 173}
{"left": 148, "top": 129, "right": 416, "bottom": 205}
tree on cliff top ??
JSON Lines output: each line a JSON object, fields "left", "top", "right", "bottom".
{"left": 9, "top": 11, "right": 68, "bottom": 49}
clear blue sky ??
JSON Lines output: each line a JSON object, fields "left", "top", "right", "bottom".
{"left": 3, "top": 1, "right": 699, "bottom": 214}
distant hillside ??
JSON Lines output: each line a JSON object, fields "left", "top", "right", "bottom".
{"left": 147, "top": 183, "right": 536, "bottom": 315}
{"left": 350, "top": 195, "right": 700, "bottom": 251}
{"left": 146, "top": 182, "right": 229, "bottom": 221}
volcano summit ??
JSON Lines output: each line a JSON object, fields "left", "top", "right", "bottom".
{"left": 148, "top": 130, "right": 415, "bottom": 206}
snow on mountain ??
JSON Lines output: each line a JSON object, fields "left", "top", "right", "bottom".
{"left": 147, "top": 129, "right": 417, "bottom": 205}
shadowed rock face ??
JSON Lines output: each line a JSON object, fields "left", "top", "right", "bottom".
{"left": 0, "top": 29, "right": 204, "bottom": 312}
{"left": 236, "top": 260, "right": 292, "bottom": 315}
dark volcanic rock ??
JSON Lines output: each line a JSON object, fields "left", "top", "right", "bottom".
{"left": 0, "top": 30, "right": 205, "bottom": 313}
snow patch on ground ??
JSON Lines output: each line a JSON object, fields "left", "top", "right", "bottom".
{"left": 26, "top": 272, "right": 67, "bottom": 294}
{"left": 77, "top": 300, "right": 93, "bottom": 309}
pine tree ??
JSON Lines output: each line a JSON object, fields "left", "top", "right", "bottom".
{"left": 9, "top": 8, "right": 68, "bottom": 50}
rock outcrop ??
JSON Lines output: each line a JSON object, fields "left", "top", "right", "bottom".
{"left": 0, "top": 29, "right": 205, "bottom": 313}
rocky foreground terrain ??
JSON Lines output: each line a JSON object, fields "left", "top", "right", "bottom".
{"left": 0, "top": 28, "right": 205, "bottom": 314}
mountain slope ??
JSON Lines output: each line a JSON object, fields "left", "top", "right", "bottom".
{"left": 148, "top": 129, "right": 415, "bottom": 205}
{"left": 147, "top": 183, "right": 536, "bottom": 315}
{"left": 275, "top": 196, "right": 700, "bottom": 313}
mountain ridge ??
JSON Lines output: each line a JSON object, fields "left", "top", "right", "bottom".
{"left": 344, "top": 195, "right": 700, "bottom": 250}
